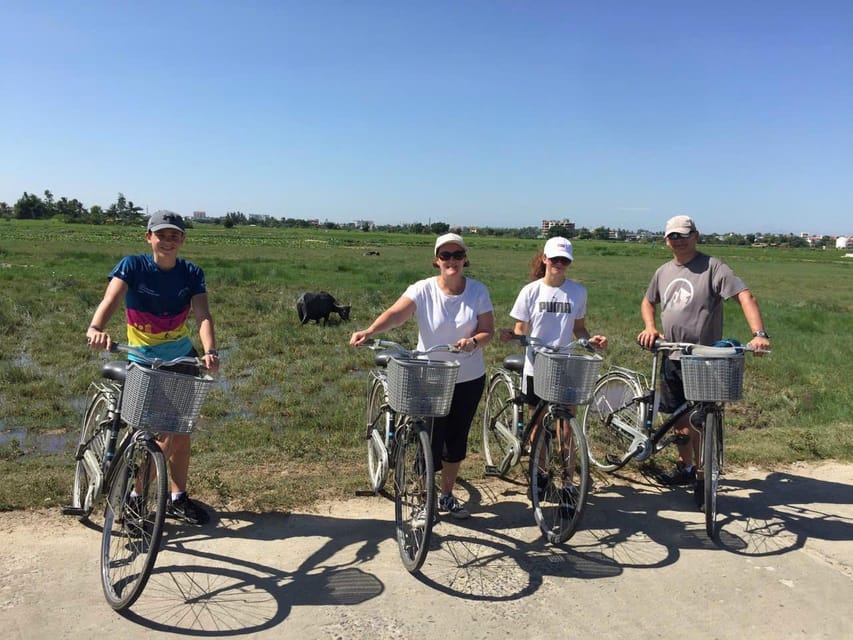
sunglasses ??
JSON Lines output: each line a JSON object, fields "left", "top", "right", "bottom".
{"left": 437, "top": 250, "right": 467, "bottom": 261}
{"left": 666, "top": 231, "right": 694, "bottom": 240}
{"left": 547, "top": 256, "right": 571, "bottom": 265}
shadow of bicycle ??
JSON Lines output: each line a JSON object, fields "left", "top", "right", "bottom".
{"left": 118, "top": 509, "right": 386, "bottom": 635}
{"left": 715, "top": 469, "right": 853, "bottom": 556}
{"left": 415, "top": 466, "right": 853, "bottom": 599}
{"left": 577, "top": 466, "right": 853, "bottom": 563}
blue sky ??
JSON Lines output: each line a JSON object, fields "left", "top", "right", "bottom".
{"left": 1, "top": 1, "right": 850, "bottom": 235}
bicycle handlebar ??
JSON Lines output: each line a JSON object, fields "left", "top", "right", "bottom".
{"left": 506, "top": 333, "right": 593, "bottom": 353}
{"left": 650, "top": 339, "right": 769, "bottom": 356}
{"left": 109, "top": 343, "right": 207, "bottom": 370}
{"left": 360, "top": 339, "right": 461, "bottom": 357}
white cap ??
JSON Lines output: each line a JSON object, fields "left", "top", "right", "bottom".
{"left": 543, "top": 236, "right": 573, "bottom": 261}
{"left": 665, "top": 215, "right": 696, "bottom": 236}
{"left": 434, "top": 233, "right": 467, "bottom": 255}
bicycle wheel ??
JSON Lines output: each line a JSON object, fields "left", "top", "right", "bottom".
{"left": 366, "top": 377, "right": 391, "bottom": 493}
{"left": 581, "top": 372, "right": 643, "bottom": 472}
{"left": 101, "top": 437, "right": 168, "bottom": 611}
{"left": 71, "top": 390, "right": 113, "bottom": 520}
{"left": 482, "top": 373, "right": 522, "bottom": 476}
{"left": 394, "top": 423, "right": 435, "bottom": 573}
{"left": 529, "top": 411, "right": 589, "bottom": 544}
{"left": 703, "top": 410, "right": 723, "bottom": 539}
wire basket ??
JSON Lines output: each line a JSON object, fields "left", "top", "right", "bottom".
{"left": 386, "top": 357, "right": 460, "bottom": 417}
{"left": 681, "top": 354, "right": 745, "bottom": 402}
{"left": 121, "top": 363, "right": 214, "bottom": 433}
{"left": 533, "top": 351, "right": 603, "bottom": 405}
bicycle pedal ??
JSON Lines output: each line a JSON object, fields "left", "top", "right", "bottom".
{"left": 60, "top": 506, "right": 87, "bottom": 516}
{"left": 484, "top": 465, "right": 502, "bottom": 476}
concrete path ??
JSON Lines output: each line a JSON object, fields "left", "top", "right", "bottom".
{"left": 1, "top": 461, "right": 850, "bottom": 639}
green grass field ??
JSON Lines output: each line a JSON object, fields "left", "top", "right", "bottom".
{"left": 1, "top": 219, "right": 851, "bottom": 511}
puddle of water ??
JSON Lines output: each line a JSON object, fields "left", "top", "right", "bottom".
{"left": 0, "top": 428, "right": 73, "bottom": 456}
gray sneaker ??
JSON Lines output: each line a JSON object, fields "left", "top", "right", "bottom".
{"left": 438, "top": 494, "right": 470, "bottom": 519}
{"left": 411, "top": 506, "right": 428, "bottom": 529}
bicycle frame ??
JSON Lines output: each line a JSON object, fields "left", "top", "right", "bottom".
{"left": 484, "top": 336, "right": 594, "bottom": 475}
{"left": 596, "top": 349, "right": 721, "bottom": 465}
{"left": 74, "top": 378, "right": 167, "bottom": 514}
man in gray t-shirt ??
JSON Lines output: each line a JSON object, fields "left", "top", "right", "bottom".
{"left": 637, "top": 215, "right": 771, "bottom": 494}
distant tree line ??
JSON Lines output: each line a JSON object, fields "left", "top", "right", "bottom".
{"left": 0, "top": 190, "right": 832, "bottom": 247}
{"left": 1, "top": 190, "right": 148, "bottom": 226}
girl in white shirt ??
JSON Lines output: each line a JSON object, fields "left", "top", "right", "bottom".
{"left": 504, "top": 236, "right": 607, "bottom": 401}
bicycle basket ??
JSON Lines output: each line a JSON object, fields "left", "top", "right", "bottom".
{"left": 121, "top": 363, "right": 214, "bottom": 433}
{"left": 533, "top": 351, "right": 603, "bottom": 405}
{"left": 386, "top": 357, "right": 460, "bottom": 417}
{"left": 681, "top": 353, "right": 745, "bottom": 402}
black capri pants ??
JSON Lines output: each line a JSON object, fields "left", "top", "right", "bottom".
{"left": 430, "top": 375, "right": 485, "bottom": 471}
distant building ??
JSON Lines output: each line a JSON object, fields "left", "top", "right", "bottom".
{"left": 541, "top": 219, "right": 575, "bottom": 236}
{"left": 193, "top": 211, "right": 206, "bottom": 220}
{"left": 836, "top": 236, "right": 851, "bottom": 249}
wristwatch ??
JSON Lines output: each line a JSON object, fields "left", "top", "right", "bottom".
{"left": 205, "top": 349, "right": 219, "bottom": 356}
{"left": 752, "top": 330, "right": 769, "bottom": 339}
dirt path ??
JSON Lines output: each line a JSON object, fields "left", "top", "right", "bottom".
{"left": 1, "top": 461, "right": 851, "bottom": 639}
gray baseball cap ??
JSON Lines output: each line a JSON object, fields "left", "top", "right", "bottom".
{"left": 147, "top": 210, "right": 185, "bottom": 233}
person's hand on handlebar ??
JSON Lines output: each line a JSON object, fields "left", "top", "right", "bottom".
{"left": 350, "top": 329, "right": 373, "bottom": 347}
{"left": 747, "top": 335, "right": 770, "bottom": 356}
{"left": 587, "top": 334, "right": 608, "bottom": 350}
{"left": 202, "top": 352, "right": 220, "bottom": 373}
{"left": 86, "top": 326, "right": 112, "bottom": 352}
{"left": 454, "top": 336, "right": 478, "bottom": 353}
{"left": 499, "top": 328, "right": 517, "bottom": 343}
{"left": 637, "top": 327, "right": 662, "bottom": 350}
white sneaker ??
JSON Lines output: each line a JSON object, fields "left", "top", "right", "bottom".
{"left": 411, "top": 506, "right": 428, "bottom": 528}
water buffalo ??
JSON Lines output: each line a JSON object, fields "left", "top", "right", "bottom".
{"left": 296, "top": 291, "right": 351, "bottom": 325}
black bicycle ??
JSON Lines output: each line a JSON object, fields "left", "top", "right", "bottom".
{"left": 580, "top": 339, "right": 763, "bottom": 538}
{"left": 62, "top": 344, "right": 213, "bottom": 610}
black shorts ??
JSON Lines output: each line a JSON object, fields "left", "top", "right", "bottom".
{"left": 431, "top": 375, "right": 485, "bottom": 470}
{"left": 659, "top": 357, "right": 687, "bottom": 413}
{"left": 523, "top": 375, "right": 539, "bottom": 406}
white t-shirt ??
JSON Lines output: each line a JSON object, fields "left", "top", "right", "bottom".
{"left": 403, "top": 276, "right": 493, "bottom": 383}
{"left": 509, "top": 278, "right": 588, "bottom": 379}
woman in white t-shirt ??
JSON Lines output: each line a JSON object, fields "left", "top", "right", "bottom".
{"left": 350, "top": 233, "right": 495, "bottom": 519}
{"left": 504, "top": 237, "right": 607, "bottom": 399}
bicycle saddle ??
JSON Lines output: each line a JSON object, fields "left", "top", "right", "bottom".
{"left": 503, "top": 354, "right": 524, "bottom": 373}
{"left": 101, "top": 361, "right": 128, "bottom": 381}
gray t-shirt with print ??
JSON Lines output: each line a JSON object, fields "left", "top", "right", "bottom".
{"left": 645, "top": 252, "right": 747, "bottom": 348}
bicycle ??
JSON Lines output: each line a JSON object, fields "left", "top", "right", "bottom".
{"left": 62, "top": 344, "right": 213, "bottom": 610}
{"left": 580, "top": 339, "right": 763, "bottom": 538}
{"left": 359, "top": 339, "right": 460, "bottom": 573}
{"left": 481, "top": 335, "right": 602, "bottom": 544}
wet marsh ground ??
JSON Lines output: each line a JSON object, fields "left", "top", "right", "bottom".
{"left": 1, "top": 220, "right": 851, "bottom": 512}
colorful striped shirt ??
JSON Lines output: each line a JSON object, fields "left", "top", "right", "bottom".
{"left": 109, "top": 254, "right": 206, "bottom": 362}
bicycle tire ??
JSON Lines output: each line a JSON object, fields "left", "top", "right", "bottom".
{"left": 529, "top": 411, "right": 589, "bottom": 544}
{"left": 581, "top": 372, "right": 643, "bottom": 472}
{"left": 482, "top": 372, "right": 522, "bottom": 476}
{"left": 366, "top": 376, "right": 391, "bottom": 493}
{"left": 703, "top": 410, "right": 723, "bottom": 539}
{"left": 394, "top": 423, "right": 435, "bottom": 573}
{"left": 72, "top": 390, "right": 113, "bottom": 521}
{"left": 101, "top": 437, "right": 168, "bottom": 611}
